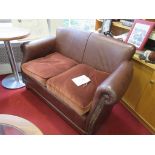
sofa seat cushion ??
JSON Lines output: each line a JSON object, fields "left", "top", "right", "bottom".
{"left": 22, "top": 52, "right": 78, "bottom": 86}
{"left": 46, "top": 64, "right": 110, "bottom": 115}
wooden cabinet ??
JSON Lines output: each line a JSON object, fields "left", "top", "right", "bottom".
{"left": 136, "top": 72, "right": 155, "bottom": 129}
{"left": 95, "top": 20, "right": 130, "bottom": 35}
{"left": 95, "top": 20, "right": 155, "bottom": 40}
{"left": 122, "top": 54, "right": 155, "bottom": 133}
{"left": 111, "top": 21, "right": 130, "bottom": 35}
{"left": 95, "top": 19, "right": 103, "bottom": 31}
{"left": 123, "top": 60, "right": 152, "bottom": 109}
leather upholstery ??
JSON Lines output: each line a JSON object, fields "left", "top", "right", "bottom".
{"left": 86, "top": 61, "right": 133, "bottom": 133}
{"left": 56, "top": 28, "right": 92, "bottom": 62}
{"left": 46, "top": 64, "right": 109, "bottom": 115}
{"left": 22, "top": 52, "right": 78, "bottom": 86}
{"left": 21, "top": 36, "right": 56, "bottom": 63}
{"left": 82, "top": 33, "right": 136, "bottom": 73}
{"left": 21, "top": 28, "right": 136, "bottom": 134}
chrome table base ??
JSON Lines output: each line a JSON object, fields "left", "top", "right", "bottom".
{"left": 2, "top": 41, "right": 25, "bottom": 89}
{"left": 2, "top": 73, "right": 25, "bottom": 89}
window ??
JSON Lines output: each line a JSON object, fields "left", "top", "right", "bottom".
{"left": 48, "top": 19, "right": 95, "bottom": 36}
{"left": 12, "top": 19, "right": 50, "bottom": 40}
{"left": 63, "top": 19, "right": 95, "bottom": 31}
{"left": 0, "top": 19, "right": 96, "bottom": 40}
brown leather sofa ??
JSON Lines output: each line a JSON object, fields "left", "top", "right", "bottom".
{"left": 21, "top": 28, "right": 136, "bottom": 134}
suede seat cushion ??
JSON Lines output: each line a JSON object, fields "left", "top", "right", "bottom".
{"left": 22, "top": 52, "right": 78, "bottom": 86}
{"left": 46, "top": 64, "right": 110, "bottom": 116}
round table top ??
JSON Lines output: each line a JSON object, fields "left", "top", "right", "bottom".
{"left": 0, "top": 114, "right": 43, "bottom": 135}
{"left": 0, "top": 27, "right": 30, "bottom": 41}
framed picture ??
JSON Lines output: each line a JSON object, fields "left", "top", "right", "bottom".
{"left": 125, "top": 19, "right": 155, "bottom": 50}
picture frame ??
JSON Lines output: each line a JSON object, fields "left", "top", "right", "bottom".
{"left": 125, "top": 19, "right": 155, "bottom": 50}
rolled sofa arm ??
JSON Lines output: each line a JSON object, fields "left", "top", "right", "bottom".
{"left": 86, "top": 61, "right": 133, "bottom": 133}
{"left": 93, "top": 61, "right": 133, "bottom": 107}
{"left": 21, "top": 36, "right": 56, "bottom": 63}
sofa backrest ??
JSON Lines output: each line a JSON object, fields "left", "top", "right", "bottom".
{"left": 82, "top": 32, "right": 136, "bottom": 73}
{"left": 56, "top": 28, "right": 91, "bottom": 63}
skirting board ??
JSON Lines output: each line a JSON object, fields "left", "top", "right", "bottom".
{"left": 0, "top": 63, "right": 21, "bottom": 75}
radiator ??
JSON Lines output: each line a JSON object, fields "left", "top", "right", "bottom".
{"left": 0, "top": 42, "right": 23, "bottom": 75}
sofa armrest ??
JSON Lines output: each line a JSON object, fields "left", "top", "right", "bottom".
{"left": 21, "top": 36, "right": 56, "bottom": 63}
{"left": 93, "top": 61, "right": 133, "bottom": 106}
{"left": 86, "top": 61, "right": 133, "bottom": 133}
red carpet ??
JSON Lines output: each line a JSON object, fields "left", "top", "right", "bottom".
{"left": 0, "top": 75, "right": 151, "bottom": 135}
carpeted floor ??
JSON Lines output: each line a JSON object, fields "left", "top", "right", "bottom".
{"left": 0, "top": 75, "right": 151, "bottom": 135}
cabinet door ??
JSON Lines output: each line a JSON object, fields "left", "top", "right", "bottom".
{"left": 122, "top": 60, "right": 152, "bottom": 110}
{"left": 136, "top": 72, "right": 155, "bottom": 130}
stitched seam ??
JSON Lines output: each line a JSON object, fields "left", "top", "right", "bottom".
{"left": 81, "top": 32, "right": 93, "bottom": 63}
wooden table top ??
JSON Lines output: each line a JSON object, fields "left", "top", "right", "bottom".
{"left": 0, "top": 27, "right": 30, "bottom": 41}
{"left": 0, "top": 114, "right": 43, "bottom": 135}
{"left": 133, "top": 52, "right": 155, "bottom": 70}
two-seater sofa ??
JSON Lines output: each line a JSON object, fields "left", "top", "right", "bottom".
{"left": 21, "top": 28, "right": 135, "bottom": 134}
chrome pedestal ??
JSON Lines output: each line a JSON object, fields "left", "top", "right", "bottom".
{"left": 2, "top": 73, "right": 25, "bottom": 89}
{"left": 2, "top": 41, "right": 25, "bottom": 89}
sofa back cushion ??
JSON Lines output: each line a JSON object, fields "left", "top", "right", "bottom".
{"left": 82, "top": 33, "right": 135, "bottom": 73}
{"left": 56, "top": 28, "right": 91, "bottom": 63}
